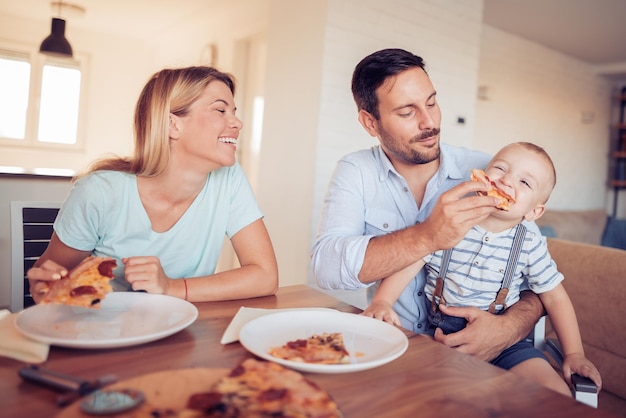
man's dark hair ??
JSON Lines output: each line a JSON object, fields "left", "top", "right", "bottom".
{"left": 351, "top": 48, "right": 427, "bottom": 120}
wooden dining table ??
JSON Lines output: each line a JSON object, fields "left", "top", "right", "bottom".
{"left": 0, "top": 284, "right": 616, "bottom": 417}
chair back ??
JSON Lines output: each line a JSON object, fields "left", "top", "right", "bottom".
{"left": 10, "top": 201, "right": 61, "bottom": 312}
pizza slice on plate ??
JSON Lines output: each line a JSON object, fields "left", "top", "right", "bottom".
{"left": 269, "top": 332, "right": 350, "bottom": 365}
{"left": 471, "top": 169, "right": 515, "bottom": 211}
{"left": 39, "top": 256, "right": 117, "bottom": 308}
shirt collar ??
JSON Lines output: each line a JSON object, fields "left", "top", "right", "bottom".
{"left": 438, "top": 143, "right": 466, "bottom": 182}
{"left": 374, "top": 142, "right": 466, "bottom": 183}
{"left": 374, "top": 145, "right": 397, "bottom": 182}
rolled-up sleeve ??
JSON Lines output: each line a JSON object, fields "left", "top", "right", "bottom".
{"left": 311, "top": 159, "right": 375, "bottom": 290}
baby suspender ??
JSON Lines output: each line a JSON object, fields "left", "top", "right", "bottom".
{"left": 431, "top": 251, "right": 451, "bottom": 313}
{"left": 431, "top": 224, "right": 528, "bottom": 314}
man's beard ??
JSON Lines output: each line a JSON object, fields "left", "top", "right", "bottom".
{"left": 379, "top": 126, "right": 441, "bottom": 165}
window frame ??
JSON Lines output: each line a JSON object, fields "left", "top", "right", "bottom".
{"left": 0, "top": 39, "right": 89, "bottom": 151}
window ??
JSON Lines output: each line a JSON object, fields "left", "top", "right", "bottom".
{"left": 0, "top": 52, "right": 30, "bottom": 140}
{"left": 0, "top": 45, "right": 86, "bottom": 149}
{"left": 38, "top": 64, "right": 81, "bottom": 144}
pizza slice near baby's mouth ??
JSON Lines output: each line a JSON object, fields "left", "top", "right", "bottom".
{"left": 470, "top": 169, "right": 515, "bottom": 211}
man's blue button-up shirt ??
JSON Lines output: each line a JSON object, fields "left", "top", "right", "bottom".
{"left": 311, "top": 143, "right": 492, "bottom": 332}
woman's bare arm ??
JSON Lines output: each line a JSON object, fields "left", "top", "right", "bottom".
{"left": 125, "top": 218, "right": 279, "bottom": 301}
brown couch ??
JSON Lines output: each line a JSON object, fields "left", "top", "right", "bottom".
{"left": 546, "top": 238, "right": 626, "bottom": 417}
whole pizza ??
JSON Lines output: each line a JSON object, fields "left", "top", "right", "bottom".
{"left": 152, "top": 358, "right": 343, "bottom": 417}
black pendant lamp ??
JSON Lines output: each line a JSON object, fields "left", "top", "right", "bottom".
{"left": 40, "top": 18, "right": 73, "bottom": 57}
{"left": 40, "top": 1, "right": 74, "bottom": 58}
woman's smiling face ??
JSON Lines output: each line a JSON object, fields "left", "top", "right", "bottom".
{"left": 172, "top": 80, "right": 243, "bottom": 171}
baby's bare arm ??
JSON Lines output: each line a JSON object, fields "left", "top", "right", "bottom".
{"left": 362, "top": 260, "right": 425, "bottom": 326}
{"left": 541, "top": 284, "right": 602, "bottom": 388}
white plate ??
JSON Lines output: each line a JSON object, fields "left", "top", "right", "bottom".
{"left": 15, "top": 292, "right": 198, "bottom": 349}
{"left": 239, "top": 309, "right": 408, "bottom": 373}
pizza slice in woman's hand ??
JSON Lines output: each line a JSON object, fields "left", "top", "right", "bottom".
{"left": 39, "top": 256, "right": 117, "bottom": 308}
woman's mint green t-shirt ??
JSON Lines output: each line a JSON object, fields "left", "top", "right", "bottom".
{"left": 54, "top": 164, "right": 262, "bottom": 291}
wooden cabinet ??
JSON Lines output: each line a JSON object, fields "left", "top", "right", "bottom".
{"left": 610, "top": 89, "right": 626, "bottom": 215}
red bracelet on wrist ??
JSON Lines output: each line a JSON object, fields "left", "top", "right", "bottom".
{"left": 183, "top": 278, "right": 188, "bottom": 301}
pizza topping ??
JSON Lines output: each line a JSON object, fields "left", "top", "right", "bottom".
{"left": 69, "top": 285, "right": 98, "bottom": 297}
{"left": 258, "top": 387, "right": 287, "bottom": 401}
{"left": 269, "top": 332, "right": 350, "bottom": 365}
{"left": 186, "top": 392, "right": 223, "bottom": 411}
{"left": 97, "top": 259, "right": 117, "bottom": 277}
{"left": 287, "top": 339, "right": 308, "bottom": 349}
{"left": 471, "top": 169, "right": 516, "bottom": 211}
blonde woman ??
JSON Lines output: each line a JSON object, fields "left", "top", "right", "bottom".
{"left": 28, "top": 66, "right": 278, "bottom": 302}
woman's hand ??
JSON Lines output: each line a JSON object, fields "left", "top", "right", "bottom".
{"left": 26, "top": 233, "right": 92, "bottom": 303}
{"left": 26, "top": 259, "right": 69, "bottom": 303}
{"left": 123, "top": 256, "right": 172, "bottom": 295}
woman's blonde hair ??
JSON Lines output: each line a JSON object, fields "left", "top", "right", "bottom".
{"left": 86, "top": 66, "right": 236, "bottom": 177}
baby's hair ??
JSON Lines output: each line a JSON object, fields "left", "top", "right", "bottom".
{"left": 514, "top": 141, "right": 557, "bottom": 192}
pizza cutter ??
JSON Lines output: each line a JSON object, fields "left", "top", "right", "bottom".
{"left": 18, "top": 365, "right": 145, "bottom": 415}
{"left": 79, "top": 388, "right": 145, "bottom": 415}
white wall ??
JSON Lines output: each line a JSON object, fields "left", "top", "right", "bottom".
{"left": 256, "top": 0, "right": 328, "bottom": 287}
{"left": 476, "top": 25, "right": 612, "bottom": 212}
